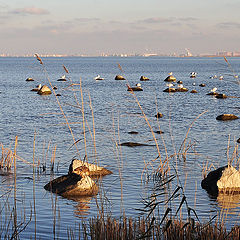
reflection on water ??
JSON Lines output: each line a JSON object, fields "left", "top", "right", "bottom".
{"left": 217, "top": 193, "right": 240, "bottom": 210}
{"left": 66, "top": 196, "right": 92, "bottom": 219}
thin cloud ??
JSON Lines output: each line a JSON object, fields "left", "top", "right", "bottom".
{"left": 11, "top": 7, "right": 49, "bottom": 15}
{"left": 217, "top": 22, "right": 240, "bottom": 29}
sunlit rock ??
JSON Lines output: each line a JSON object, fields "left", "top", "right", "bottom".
{"left": 201, "top": 165, "right": 240, "bottom": 196}
{"left": 44, "top": 166, "right": 98, "bottom": 197}
{"left": 37, "top": 85, "right": 52, "bottom": 95}
{"left": 115, "top": 75, "right": 125, "bottom": 80}
{"left": 155, "top": 112, "right": 163, "bottom": 118}
{"left": 190, "top": 89, "right": 198, "bottom": 93}
{"left": 26, "top": 77, "right": 34, "bottom": 81}
{"left": 69, "top": 159, "right": 112, "bottom": 176}
{"left": 140, "top": 76, "right": 149, "bottom": 81}
{"left": 164, "top": 75, "right": 176, "bottom": 82}
{"left": 215, "top": 93, "right": 227, "bottom": 99}
{"left": 216, "top": 114, "right": 239, "bottom": 121}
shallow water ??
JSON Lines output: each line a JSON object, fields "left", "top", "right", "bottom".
{"left": 0, "top": 56, "right": 239, "bottom": 239}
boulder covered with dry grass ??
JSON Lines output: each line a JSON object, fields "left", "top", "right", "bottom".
{"left": 69, "top": 159, "right": 112, "bottom": 176}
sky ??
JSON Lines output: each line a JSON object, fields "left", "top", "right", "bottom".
{"left": 0, "top": 0, "right": 240, "bottom": 56}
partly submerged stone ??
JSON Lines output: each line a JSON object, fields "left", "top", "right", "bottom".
{"left": 69, "top": 159, "right": 112, "bottom": 176}
{"left": 201, "top": 165, "right": 240, "bottom": 196}
{"left": 190, "top": 89, "right": 198, "bottom": 93}
{"left": 140, "top": 76, "right": 149, "bottom": 81}
{"left": 164, "top": 75, "right": 176, "bottom": 82}
{"left": 215, "top": 93, "right": 227, "bottom": 99}
{"left": 163, "top": 88, "right": 176, "bottom": 92}
{"left": 237, "top": 138, "right": 240, "bottom": 143}
{"left": 44, "top": 173, "right": 98, "bottom": 197}
{"left": 216, "top": 114, "right": 239, "bottom": 121}
{"left": 38, "top": 85, "right": 52, "bottom": 95}
{"left": 175, "top": 87, "right": 188, "bottom": 92}
{"left": 155, "top": 112, "right": 163, "bottom": 118}
{"left": 119, "top": 142, "right": 154, "bottom": 147}
{"left": 26, "top": 77, "right": 34, "bottom": 81}
{"left": 115, "top": 75, "right": 125, "bottom": 80}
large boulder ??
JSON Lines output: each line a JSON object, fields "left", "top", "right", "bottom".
{"left": 44, "top": 173, "right": 98, "bottom": 197}
{"left": 69, "top": 159, "right": 112, "bottom": 176}
{"left": 140, "top": 76, "right": 149, "bottom": 81}
{"left": 216, "top": 114, "right": 239, "bottom": 121}
{"left": 38, "top": 85, "right": 52, "bottom": 95}
{"left": 201, "top": 165, "right": 240, "bottom": 196}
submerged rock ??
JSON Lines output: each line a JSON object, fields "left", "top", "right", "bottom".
{"left": 69, "top": 159, "right": 112, "bottom": 176}
{"left": 201, "top": 165, "right": 240, "bottom": 197}
{"left": 216, "top": 114, "right": 239, "bottom": 121}
{"left": 26, "top": 77, "right": 34, "bottom": 81}
{"left": 128, "top": 131, "right": 139, "bottom": 134}
{"left": 190, "top": 89, "right": 198, "bottom": 93}
{"left": 115, "top": 75, "right": 125, "bottom": 80}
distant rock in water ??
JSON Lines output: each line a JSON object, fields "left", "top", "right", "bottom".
{"left": 237, "top": 138, "right": 240, "bottom": 143}
{"left": 154, "top": 130, "right": 164, "bottom": 134}
{"left": 202, "top": 165, "right": 240, "bottom": 197}
{"left": 115, "top": 75, "right": 125, "bottom": 80}
{"left": 128, "top": 131, "right": 139, "bottom": 134}
{"left": 215, "top": 93, "right": 227, "bottom": 99}
{"left": 155, "top": 112, "right": 163, "bottom": 118}
{"left": 216, "top": 114, "right": 239, "bottom": 121}
{"left": 163, "top": 88, "right": 176, "bottom": 92}
{"left": 164, "top": 75, "right": 176, "bottom": 82}
{"left": 37, "top": 85, "right": 52, "bottom": 95}
{"left": 140, "top": 76, "right": 149, "bottom": 81}
{"left": 199, "top": 83, "right": 205, "bottom": 87}
{"left": 26, "top": 77, "right": 34, "bottom": 81}
{"left": 119, "top": 142, "right": 154, "bottom": 147}
{"left": 190, "top": 89, "right": 198, "bottom": 93}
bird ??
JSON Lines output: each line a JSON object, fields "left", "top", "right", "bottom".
{"left": 192, "top": 82, "right": 196, "bottom": 86}
{"left": 136, "top": 83, "right": 141, "bottom": 87}
{"left": 37, "top": 84, "right": 42, "bottom": 90}
{"left": 168, "top": 72, "right": 173, "bottom": 76}
{"left": 166, "top": 83, "right": 174, "bottom": 88}
{"left": 210, "top": 87, "right": 217, "bottom": 93}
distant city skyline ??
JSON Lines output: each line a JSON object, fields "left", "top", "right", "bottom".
{"left": 1, "top": 0, "right": 240, "bottom": 56}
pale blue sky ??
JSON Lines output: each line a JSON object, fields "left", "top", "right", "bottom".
{"left": 1, "top": 0, "right": 240, "bottom": 55}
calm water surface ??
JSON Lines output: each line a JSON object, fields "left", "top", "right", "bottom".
{"left": 0, "top": 56, "right": 239, "bottom": 239}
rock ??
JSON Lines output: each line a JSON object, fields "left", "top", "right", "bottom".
{"left": 119, "top": 142, "right": 154, "bottom": 147}
{"left": 164, "top": 75, "right": 176, "bottom": 82}
{"left": 154, "top": 130, "right": 164, "bottom": 134}
{"left": 140, "top": 76, "right": 149, "bottom": 81}
{"left": 175, "top": 87, "right": 188, "bottom": 92}
{"left": 44, "top": 173, "right": 98, "bottom": 197}
{"left": 201, "top": 166, "right": 227, "bottom": 196}
{"left": 215, "top": 93, "right": 227, "bottom": 99}
{"left": 177, "top": 80, "right": 183, "bottom": 84}
{"left": 190, "top": 89, "right": 198, "bottom": 93}
{"left": 26, "top": 77, "right": 34, "bottom": 81}
{"left": 68, "top": 159, "right": 112, "bottom": 176}
{"left": 37, "top": 85, "right": 52, "bottom": 95}
{"left": 199, "top": 83, "right": 205, "bottom": 87}
{"left": 202, "top": 165, "right": 240, "bottom": 196}
{"left": 163, "top": 88, "right": 176, "bottom": 92}
{"left": 56, "top": 94, "right": 61, "bottom": 96}
{"left": 127, "top": 84, "right": 143, "bottom": 91}
{"left": 155, "top": 112, "right": 163, "bottom": 118}
{"left": 128, "top": 131, "right": 139, "bottom": 134}
{"left": 216, "top": 114, "right": 239, "bottom": 121}
{"left": 115, "top": 75, "right": 125, "bottom": 80}
{"left": 207, "top": 92, "right": 218, "bottom": 96}
{"left": 237, "top": 138, "right": 240, "bottom": 143}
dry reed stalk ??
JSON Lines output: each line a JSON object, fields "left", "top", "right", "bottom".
{"left": 33, "top": 131, "right": 37, "bottom": 239}
{"left": 13, "top": 136, "right": 18, "bottom": 239}
{"left": 51, "top": 145, "right": 57, "bottom": 172}
{"left": 34, "top": 55, "right": 81, "bottom": 160}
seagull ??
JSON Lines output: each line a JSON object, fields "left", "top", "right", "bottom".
{"left": 168, "top": 72, "right": 173, "bottom": 76}
{"left": 192, "top": 82, "right": 196, "bottom": 86}
{"left": 210, "top": 87, "right": 217, "bottom": 92}
{"left": 166, "top": 83, "right": 174, "bottom": 88}
{"left": 136, "top": 83, "right": 141, "bottom": 87}
{"left": 37, "top": 84, "right": 42, "bottom": 90}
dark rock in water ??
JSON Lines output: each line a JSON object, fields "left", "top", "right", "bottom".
{"left": 201, "top": 166, "right": 228, "bottom": 197}
{"left": 56, "top": 94, "right": 61, "bottom": 96}
{"left": 154, "top": 130, "right": 164, "bottom": 134}
{"left": 177, "top": 80, "right": 183, "bottom": 84}
{"left": 207, "top": 92, "right": 218, "bottom": 96}
{"left": 215, "top": 93, "right": 227, "bottom": 99}
{"left": 119, "top": 142, "right": 154, "bottom": 147}
{"left": 115, "top": 75, "right": 125, "bottom": 80}
{"left": 216, "top": 114, "right": 239, "bottom": 121}
{"left": 127, "top": 86, "right": 143, "bottom": 91}
{"left": 237, "top": 138, "right": 240, "bottom": 143}
{"left": 155, "top": 112, "right": 163, "bottom": 118}
{"left": 128, "top": 131, "right": 139, "bottom": 134}
{"left": 190, "top": 89, "right": 198, "bottom": 93}
{"left": 26, "top": 77, "right": 34, "bottom": 81}
{"left": 164, "top": 75, "right": 176, "bottom": 82}
{"left": 163, "top": 88, "right": 176, "bottom": 92}
{"left": 53, "top": 86, "right": 58, "bottom": 90}
{"left": 199, "top": 83, "right": 205, "bottom": 87}
{"left": 140, "top": 76, "right": 149, "bottom": 81}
